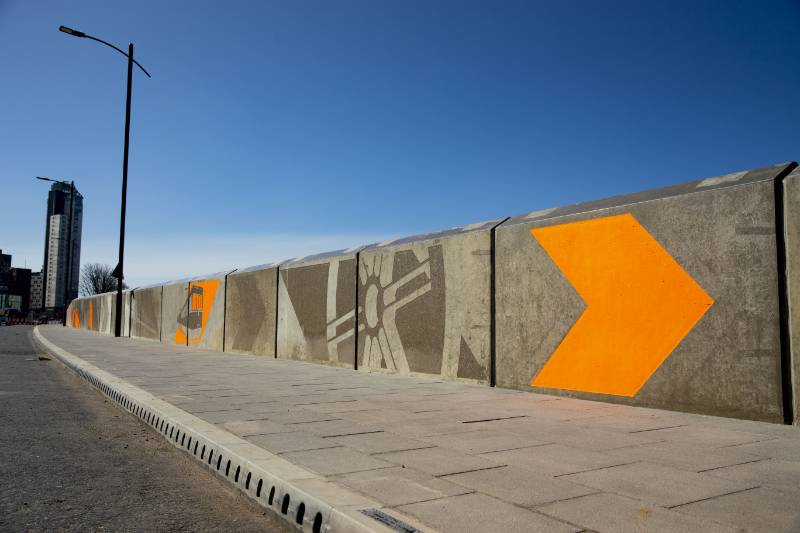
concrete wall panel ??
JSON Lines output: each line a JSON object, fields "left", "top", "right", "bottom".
{"left": 357, "top": 221, "right": 502, "bottom": 383}
{"left": 277, "top": 250, "right": 360, "bottom": 368}
{"left": 224, "top": 263, "right": 278, "bottom": 356}
{"left": 161, "top": 280, "right": 189, "bottom": 346}
{"left": 131, "top": 286, "right": 162, "bottom": 341}
{"left": 97, "top": 293, "right": 113, "bottom": 335}
{"left": 187, "top": 271, "right": 231, "bottom": 351}
{"left": 782, "top": 166, "right": 800, "bottom": 425}
{"left": 496, "top": 163, "right": 795, "bottom": 423}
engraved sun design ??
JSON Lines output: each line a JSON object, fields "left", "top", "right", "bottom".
{"left": 359, "top": 249, "right": 432, "bottom": 372}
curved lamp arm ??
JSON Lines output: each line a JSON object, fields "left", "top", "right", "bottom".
{"left": 59, "top": 26, "right": 151, "bottom": 78}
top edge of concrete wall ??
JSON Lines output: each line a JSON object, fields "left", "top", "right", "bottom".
{"left": 231, "top": 262, "right": 283, "bottom": 275}
{"left": 502, "top": 161, "right": 797, "bottom": 228}
{"left": 188, "top": 269, "right": 237, "bottom": 281}
{"left": 362, "top": 218, "right": 506, "bottom": 250}
{"left": 282, "top": 246, "right": 369, "bottom": 268}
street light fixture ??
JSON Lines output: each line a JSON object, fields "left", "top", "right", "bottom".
{"left": 59, "top": 25, "right": 151, "bottom": 337}
{"left": 36, "top": 176, "right": 76, "bottom": 326}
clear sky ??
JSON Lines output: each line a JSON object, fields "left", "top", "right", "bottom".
{"left": 1, "top": 1, "right": 798, "bottom": 287}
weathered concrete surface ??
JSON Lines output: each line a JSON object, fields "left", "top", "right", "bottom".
{"left": 278, "top": 249, "right": 361, "bottom": 368}
{"left": 496, "top": 163, "right": 796, "bottom": 423}
{"left": 97, "top": 292, "right": 114, "bottom": 335}
{"left": 131, "top": 285, "right": 162, "bottom": 341}
{"left": 161, "top": 280, "right": 189, "bottom": 346}
{"left": 783, "top": 166, "right": 800, "bottom": 426}
{"left": 187, "top": 271, "right": 231, "bottom": 351}
{"left": 37, "top": 326, "right": 800, "bottom": 533}
{"left": 224, "top": 263, "right": 279, "bottom": 357}
{"left": 357, "top": 221, "right": 502, "bottom": 383}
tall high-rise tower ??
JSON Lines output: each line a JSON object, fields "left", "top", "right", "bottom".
{"left": 42, "top": 182, "right": 83, "bottom": 310}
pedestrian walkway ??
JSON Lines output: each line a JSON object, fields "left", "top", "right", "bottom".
{"left": 36, "top": 326, "right": 800, "bottom": 532}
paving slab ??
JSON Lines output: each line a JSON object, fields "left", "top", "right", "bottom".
{"left": 377, "top": 446, "right": 503, "bottom": 477}
{"left": 397, "top": 493, "right": 580, "bottom": 533}
{"left": 35, "top": 326, "right": 800, "bottom": 533}
{"left": 673, "top": 487, "right": 800, "bottom": 531}
{"left": 538, "top": 492, "right": 738, "bottom": 533}
{"left": 443, "top": 465, "right": 598, "bottom": 507}
{"left": 561, "top": 462, "right": 758, "bottom": 507}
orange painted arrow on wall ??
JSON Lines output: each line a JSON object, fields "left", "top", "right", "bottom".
{"left": 530, "top": 213, "right": 714, "bottom": 397}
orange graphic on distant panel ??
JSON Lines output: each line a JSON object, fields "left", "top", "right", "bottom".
{"left": 174, "top": 280, "right": 220, "bottom": 345}
{"left": 88, "top": 302, "right": 94, "bottom": 330}
{"left": 530, "top": 213, "right": 714, "bottom": 397}
{"left": 71, "top": 307, "right": 81, "bottom": 328}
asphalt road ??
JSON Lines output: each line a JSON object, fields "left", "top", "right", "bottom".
{"left": 0, "top": 326, "right": 291, "bottom": 532}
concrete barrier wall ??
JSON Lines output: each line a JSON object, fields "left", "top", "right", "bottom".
{"left": 277, "top": 249, "right": 360, "bottom": 368}
{"left": 357, "top": 221, "right": 501, "bottom": 383}
{"left": 131, "top": 285, "right": 162, "bottom": 341}
{"left": 98, "top": 292, "right": 113, "bottom": 335}
{"left": 782, "top": 166, "right": 800, "bottom": 424}
{"left": 495, "top": 163, "right": 796, "bottom": 423}
{"left": 61, "top": 160, "right": 800, "bottom": 424}
{"left": 187, "top": 271, "right": 232, "bottom": 351}
{"left": 224, "top": 263, "right": 279, "bottom": 356}
{"left": 161, "top": 280, "right": 189, "bottom": 346}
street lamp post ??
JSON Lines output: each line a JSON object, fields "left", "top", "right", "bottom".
{"left": 58, "top": 25, "right": 151, "bottom": 337}
{"left": 36, "top": 176, "right": 75, "bottom": 326}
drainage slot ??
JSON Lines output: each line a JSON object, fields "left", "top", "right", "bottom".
{"left": 313, "top": 513, "right": 323, "bottom": 533}
{"left": 245, "top": 472, "right": 251, "bottom": 489}
{"left": 268, "top": 486, "right": 275, "bottom": 505}
{"left": 235, "top": 465, "right": 240, "bottom": 483}
{"left": 281, "top": 494, "right": 290, "bottom": 515}
{"left": 256, "top": 479, "right": 262, "bottom": 497}
{"left": 225, "top": 460, "right": 231, "bottom": 477}
{"left": 296, "top": 503, "right": 305, "bottom": 525}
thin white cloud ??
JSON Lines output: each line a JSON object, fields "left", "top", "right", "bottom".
{"left": 79, "top": 232, "right": 396, "bottom": 288}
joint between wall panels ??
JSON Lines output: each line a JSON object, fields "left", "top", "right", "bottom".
{"left": 354, "top": 251, "right": 360, "bottom": 372}
{"left": 490, "top": 218, "right": 509, "bottom": 387}
{"left": 776, "top": 163, "right": 799, "bottom": 425}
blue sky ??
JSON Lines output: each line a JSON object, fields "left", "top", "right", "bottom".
{"left": 1, "top": 1, "right": 798, "bottom": 286}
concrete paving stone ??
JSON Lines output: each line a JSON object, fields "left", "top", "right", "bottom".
{"left": 422, "top": 428, "right": 551, "bottom": 454}
{"left": 286, "top": 418, "right": 380, "bottom": 437}
{"left": 443, "top": 465, "right": 598, "bottom": 508}
{"left": 329, "top": 431, "right": 432, "bottom": 454}
{"left": 563, "top": 412, "right": 692, "bottom": 434}
{"left": 639, "top": 425, "right": 776, "bottom": 448}
{"left": 264, "top": 409, "right": 342, "bottom": 424}
{"left": 607, "top": 440, "right": 764, "bottom": 472}
{"left": 376, "top": 417, "right": 479, "bottom": 438}
{"left": 673, "top": 486, "right": 800, "bottom": 531}
{"left": 220, "top": 419, "right": 292, "bottom": 437}
{"left": 377, "top": 446, "right": 503, "bottom": 477}
{"left": 482, "top": 443, "right": 633, "bottom": 477}
{"left": 537, "top": 492, "right": 739, "bottom": 533}
{"left": 562, "top": 461, "right": 758, "bottom": 508}
{"left": 245, "top": 431, "right": 341, "bottom": 454}
{"left": 397, "top": 493, "right": 580, "bottom": 533}
{"left": 334, "top": 408, "right": 422, "bottom": 424}
{"left": 334, "top": 466, "right": 472, "bottom": 506}
{"left": 195, "top": 409, "right": 255, "bottom": 424}
{"left": 725, "top": 437, "right": 800, "bottom": 462}
{"left": 281, "top": 446, "right": 393, "bottom": 476}
{"left": 705, "top": 458, "right": 800, "bottom": 493}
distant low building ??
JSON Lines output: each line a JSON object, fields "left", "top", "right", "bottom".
{"left": 0, "top": 250, "right": 30, "bottom": 315}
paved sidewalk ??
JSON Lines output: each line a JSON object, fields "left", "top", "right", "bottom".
{"left": 39, "top": 326, "right": 800, "bottom": 532}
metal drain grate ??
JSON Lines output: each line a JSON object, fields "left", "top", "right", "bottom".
{"left": 362, "top": 509, "right": 419, "bottom": 533}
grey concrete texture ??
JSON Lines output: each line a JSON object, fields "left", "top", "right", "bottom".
{"left": 161, "top": 280, "right": 189, "bottom": 346}
{"left": 496, "top": 162, "right": 797, "bottom": 423}
{"left": 39, "top": 325, "right": 800, "bottom": 533}
{"left": 130, "top": 285, "right": 162, "bottom": 341}
{"left": 224, "top": 263, "right": 279, "bottom": 357}
{"left": 782, "top": 166, "right": 800, "bottom": 426}
{"left": 277, "top": 249, "right": 361, "bottom": 368}
{"left": 187, "top": 271, "right": 232, "bottom": 351}
{"left": 97, "top": 292, "right": 114, "bottom": 335}
{"left": 357, "top": 220, "right": 502, "bottom": 383}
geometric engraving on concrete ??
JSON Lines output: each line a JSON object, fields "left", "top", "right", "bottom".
{"left": 359, "top": 245, "right": 466, "bottom": 376}
{"left": 175, "top": 280, "right": 220, "bottom": 346}
{"left": 530, "top": 213, "right": 714, "bottom": 397}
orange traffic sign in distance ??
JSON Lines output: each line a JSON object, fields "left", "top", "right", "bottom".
{"left": 530, "top": 213, "right": 714, "bottom": 397}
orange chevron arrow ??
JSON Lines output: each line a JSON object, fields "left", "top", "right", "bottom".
{"left": 530, "top": 213, "right": 714, "bottom": 397}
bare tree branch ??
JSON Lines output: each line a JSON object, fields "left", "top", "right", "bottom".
{"left": 79, "top": 263, "right": 129, "bottom": 296}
